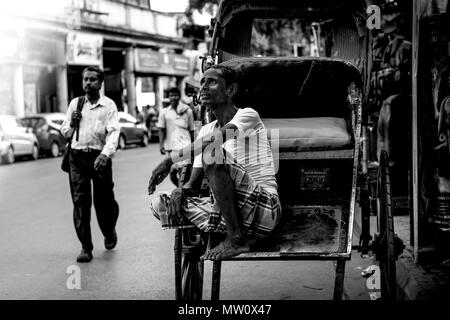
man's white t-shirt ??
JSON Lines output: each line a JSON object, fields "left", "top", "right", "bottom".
{"left": 193, "top": 107, "right": 278, "bottom": 195}
{"left": 157, "top": 104, "right": 194, "bottom": 151}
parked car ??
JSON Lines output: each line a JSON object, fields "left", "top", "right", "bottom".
{"left": 117, "top": 111, "right": 150, "bottom": 149}
{"left": 19, "top": 113, "right": 67, "bottom": 157}
{"left": 0, "top": 115, "right": 40, "bottom": 164}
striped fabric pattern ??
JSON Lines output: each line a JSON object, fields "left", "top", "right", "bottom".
{"left": 150, "top": 160, "right": 281, "bottom": 238}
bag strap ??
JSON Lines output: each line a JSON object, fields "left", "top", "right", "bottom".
{"left": 68, "top": 96, "right": 85, "bottom": 142}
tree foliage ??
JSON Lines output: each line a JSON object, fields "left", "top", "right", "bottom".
{"left": 188, "top": 0, "right": 219, "bottom": 11}
{"left": 186, "top": 1, "right": 312, "bottom": 57}
{"left": 251, "top": 19, "right": 310, "bottom": 56}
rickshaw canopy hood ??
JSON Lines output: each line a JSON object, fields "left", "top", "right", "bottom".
{"left": 210, "top": 0, "right": 371, "bottom": 84}
{"left": 220, "top": 56, "right": 362, "bottom": 119}
{"left": 214, "top": 0, "right": 368, "bottom": 27}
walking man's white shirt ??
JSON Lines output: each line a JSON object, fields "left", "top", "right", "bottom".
{"left": 61, "top": 95, "right": 119, "bottom": 157}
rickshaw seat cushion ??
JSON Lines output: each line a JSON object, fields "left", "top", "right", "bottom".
{"left": 262, "top": 117, "right": 351, "bottom": 150}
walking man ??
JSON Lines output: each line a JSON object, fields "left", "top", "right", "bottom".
{"left": 61, "top": 66, "right": 120, "bottom": 263}
{"left": 157, "top": 87, "right": 195, "bottom": 186}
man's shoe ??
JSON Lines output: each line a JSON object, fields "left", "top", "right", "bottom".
{"left": 105, "top": 230, "right": 117, "bottom": 250}
{"left": 76, "top": 249, "right": 93, "bottom": 263}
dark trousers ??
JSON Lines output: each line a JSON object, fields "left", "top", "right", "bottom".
{"left": 69, "top": 149, "right": 119, "bottom": 252}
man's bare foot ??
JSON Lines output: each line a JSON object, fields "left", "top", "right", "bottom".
{"left": 201, "top": 237, "right": 250, "bottom": 260}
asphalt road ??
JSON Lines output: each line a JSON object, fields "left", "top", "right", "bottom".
{"left": 0, "top": 143, "right": 375, "bottom": 300}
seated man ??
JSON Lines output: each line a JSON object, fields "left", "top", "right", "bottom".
{"left": 148, "top": 64, "right": 281, "bottom": 260}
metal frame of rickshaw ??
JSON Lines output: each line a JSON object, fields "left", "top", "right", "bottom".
{"left": 172, "top": 0, "right": 403, "bottom": 301}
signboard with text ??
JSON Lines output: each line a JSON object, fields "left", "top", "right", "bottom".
{"left": 66, "top": 32, "right": 103, "bottom": 66}
{"left": 134, "top": 49, "right": 190, "bottom": 76}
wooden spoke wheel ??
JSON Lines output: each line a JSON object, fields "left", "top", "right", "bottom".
{"left": 375, "top": 150, "right": 397, "bottom": 301}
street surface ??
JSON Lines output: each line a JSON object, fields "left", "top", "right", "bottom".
{"left": 0, "top": 143, "right": 375, "bottom": 300}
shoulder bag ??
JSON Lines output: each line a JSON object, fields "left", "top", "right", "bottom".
{"left": 61, "top": 96, "right": 85, "bottom": 173}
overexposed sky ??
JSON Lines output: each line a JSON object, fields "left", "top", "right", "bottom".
{"left": 0, "top": 0, "right": 190, "bottom": 17}
{"left": 0, "top": 0, "right": 71, "bottom": 17}
{"left": 150, "top": 0, "right": 189, "bottom": 12}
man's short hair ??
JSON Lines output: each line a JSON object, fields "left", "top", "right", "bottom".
{"left": 168, "top": 87, "right": 181, "bottom": 95}
{"left": 82, "top": 66, "right": 105, "bottom": 83}
{"left": 207, "top": 64, "right": 236, "bottom": 87}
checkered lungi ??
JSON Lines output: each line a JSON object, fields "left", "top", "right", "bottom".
{"left": 150, "top": 156, "right": 282, "bottom": 238}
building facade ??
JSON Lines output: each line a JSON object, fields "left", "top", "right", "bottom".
{"left": 0, "top": 0, "right": 191, "bottom": 118}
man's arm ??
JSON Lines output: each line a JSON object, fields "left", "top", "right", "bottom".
{"left": 167, "top": 167, "right": 204, "bottom": 220}
{"left": 159, "top": 128, "right": 166, "bottom": 154}
{"left": 148, "top": 123, "right": 238, "bottom": 194}
{"left": 182, "top": 167, "right": 204, "bottom": 194}
{"left": 61, "top": 99, "right": 77, "bottom": 138}
{"left": 187, "top": 108, "right": 195, "bottom": 142}
{"left": 93, "top": 104, "right": 119, "bottom": 171}
{"left": 176, "top": 122, "right": 238, "bottom": 164}
{"left": 157, "top": 109, "right": 166, "bottom": 154}
{"left": 101, "top": 105, "right": 120, "bottom": 158}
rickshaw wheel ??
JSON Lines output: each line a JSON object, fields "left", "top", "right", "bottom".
{"left": 376, "top": 150, "right": 397, "bottom": 301}
{"left": 174, "top": 165, "right": 209, "bottom": 300}
{"left": 175, "top": 229, "right": 206, "bottom": 300}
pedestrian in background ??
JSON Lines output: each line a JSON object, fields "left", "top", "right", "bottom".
{"left": 61, "top": 66, "right": 120, "bottom": 263}
{"left": 157, "top": 87, "right": 194, "bottom": 186}
{"left": 135, "top": 106, "right": 145, "bottom": 123}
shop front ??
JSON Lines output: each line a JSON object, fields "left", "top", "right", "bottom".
{"left": 133, "top": 48, "right": 190, "bottom": 113}
{"left": 103, "top": 40, "right": 127, "bottom": 112}
{"left": 0, "top": 34, "right": 16, "bottom": 115}
{"left": 0, "top": 29, "right": 67, "bottom": 117}
{"left": 23, "top": 32, "right": 67, "bottom": 115}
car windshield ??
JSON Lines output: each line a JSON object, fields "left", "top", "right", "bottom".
{"left": 19, "top": 118, "right": 43, "bottom": 130}
{"left": 50, "top": 119, "right": 64, "bottom": 126}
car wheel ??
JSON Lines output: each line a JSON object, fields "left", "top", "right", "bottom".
{"left": 118, "top": 134, "right": 126, "bottom": 150}
{"left": 31, "top": 144, "right": 39, "bottom": 160}
{"left": 49, "top": 142, "right": 60, "bottom": 158}
{"left": 140, "top": 133, "right": 149, "bottom": 147}
{"left": 1, "top": 147, "right": 15, "bottom": 164}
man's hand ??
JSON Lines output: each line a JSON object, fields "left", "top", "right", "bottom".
{"left": 159, "top": 146, "right": 166, "bottom": 155}
{"left": 148, "top": 158, "right": 173, "bottom": 195}
{"left": 94, "top": 154, "right": 108, "bottom": 171}
{"left": 167, "top": 188, "right": 186, "bottom": 221}
{"left": 70, "top": 110, "right": 82, "bottom": 128}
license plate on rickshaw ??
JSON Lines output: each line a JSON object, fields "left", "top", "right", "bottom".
{"left": 300, "top": 168, "right": 331, "bottom": 191}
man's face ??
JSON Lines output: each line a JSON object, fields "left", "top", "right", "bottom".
{"left": 200, "top": 68, "right": 228, "bottom": 108}
{"left": 82, "top": 71, "right": 102, "bottom": 94}
{"left": 169, "top": 92, "right": 180, "bottom": 106}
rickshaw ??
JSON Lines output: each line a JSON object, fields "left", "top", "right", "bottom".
{"left": 172, "top": 0, "right": 404, "bottom": 300}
